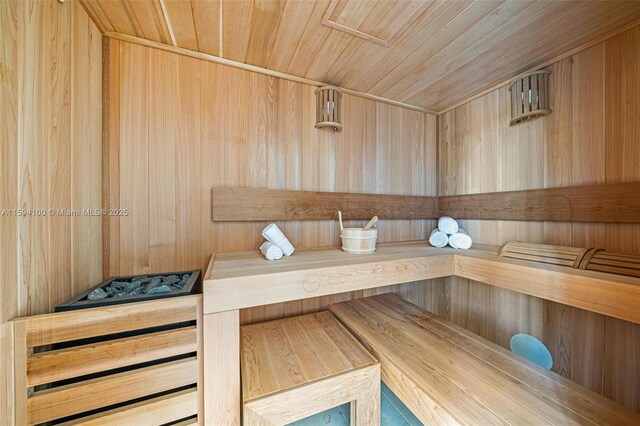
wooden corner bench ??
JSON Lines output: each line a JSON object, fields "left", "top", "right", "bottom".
{"left": 329, "top": 293, "right": 640, "bottom": 425}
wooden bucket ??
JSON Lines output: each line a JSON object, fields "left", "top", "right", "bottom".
{"left": 340, "top": 227, "right": 378, "bottom": 254}
{"left": 338, "top": 211, "right": 378, "bottom": 254}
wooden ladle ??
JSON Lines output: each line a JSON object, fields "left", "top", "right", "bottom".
{"left": 363, "top": 216, "right": 378, "bottom": 230}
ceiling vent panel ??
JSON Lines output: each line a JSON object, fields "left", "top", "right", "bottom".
{"left": 322, "top": 0, "right": 433, "bottom": 47}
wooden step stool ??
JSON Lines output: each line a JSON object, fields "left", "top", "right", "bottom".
{"left": 240, "top": 311, "right": 380, "bottom": 425}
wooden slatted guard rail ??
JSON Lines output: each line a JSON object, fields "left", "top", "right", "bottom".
{"left": 9, "top": 295, "right": 203, "bottom": 426}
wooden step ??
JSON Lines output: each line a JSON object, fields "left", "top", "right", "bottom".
{"left": 241, "top": 311, "right": 380, "bottom": 425}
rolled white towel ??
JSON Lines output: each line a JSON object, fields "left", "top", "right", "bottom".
{"left": 438, "top": 216, "right": 459, "bottom": 235}
{"left": 262, "top": 223, "right": 295, "bottom": 256}
{"left": 260, "top": 241, "right": 283, "bottom": 261}
{"left": 448, "top": 228, "right": 472, "bottom": 250}
{"left": 428, "top": 229, "right": 448, "bottom": 248}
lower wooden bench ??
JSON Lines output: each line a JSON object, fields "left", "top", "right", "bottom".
{"left": 240, "top": 311, "right": 380, "bottom": 425}
{"left": 329, "top": 293, "right": 640, "bottom": 425}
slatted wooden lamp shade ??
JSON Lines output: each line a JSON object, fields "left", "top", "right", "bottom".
{"left": 509, "top": 70, "right": 551, "bottom": 125}
{"left": 315, "top": 86, "right": 342, "bottom": 131}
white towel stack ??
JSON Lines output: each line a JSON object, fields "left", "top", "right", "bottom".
{"left": 429, "top": 217, "right": 472, "bottom": 250}
{"left": 428, "top": 229, "right": 449, "bottom": 248}
{"left": 260, "top": 241, "right": 283, "bottom": 261}
{"left": 260, "top": 223, "right": 295, "bottom": 261}
{"left": 448, "top": 228, "right": 472, "bottom": 250}
{"left": 438, "top": 216, "right": 459, "bottom": 234}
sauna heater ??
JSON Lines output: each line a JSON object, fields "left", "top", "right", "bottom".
{"left": 50, "top": 270, "right": 202, "bottom": 424}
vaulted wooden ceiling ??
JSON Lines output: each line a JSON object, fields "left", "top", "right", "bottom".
{"left": 82, "top": 0, "right": 640, "bottom": 113}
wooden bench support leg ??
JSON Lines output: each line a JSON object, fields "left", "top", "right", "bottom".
{"left": 381, "top": 355, "right": 458, "bottom": 425}
{"left": 351, "top": 364, "right": 381, "bottom": 426}
{"left": 204, "top": 310, "right": 240, "bottom": 425}
{"left": 244, "top": 407, "right": 275, "bottom": 426}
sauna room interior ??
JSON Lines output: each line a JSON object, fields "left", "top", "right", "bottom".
{"left": 3, "top": 0, "right": 640, "bottom": 425}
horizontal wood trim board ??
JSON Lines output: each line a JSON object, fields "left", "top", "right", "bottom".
{"left": 58, "top": 389, "right": 197, "bottom": 426}
{"left": 438, "top": 182, "right": 640, "bottom": 223}
{"left": 23, "top": 295, "right": 199, "bottom": 347}
{"left": 212, "top": 182, "right": 640, "bottom": 223}
{"left": 27, "top": 358, "right": 197, "bottom": 425}
{"left": 211, "top": 188, "right": 438, "bottom": 221}
{"left": 205, "top": 252, "right": 455, "bottom": 313}
{"left": 27, "top": 327, "right": 197, "bottom": 387}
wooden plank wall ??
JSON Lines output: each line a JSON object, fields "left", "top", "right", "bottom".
{"left": 103, "top": 39, "right": 439, "bottom": 325}
{"left": 437, "top": 25, "right": 640, "bottom": 411}
{"left": 0, "top": 0, "right": 103, "bottom": 422}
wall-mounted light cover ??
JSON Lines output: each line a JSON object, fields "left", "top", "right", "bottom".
{"left": 509, "top": 70, "right": 551, "bottom": 125}
{"left": 315, "top": 86, "right": 342, "bottom": 132}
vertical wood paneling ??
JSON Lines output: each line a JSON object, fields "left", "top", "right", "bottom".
{"left": 105, "top": 39, "right": 438, "bottom": 325}
{"left": 0, "top": 0, "right": 19, "bottom": 325}
{"left": 10, "top": 0, "right": 102, "bottom": 316}
{"left": 601, "top": 26, "right": 640, "bottom": 411}
{"left": 604, "top": 27, "right": 640, "bottom": 258}
{"left": 605, "top": 26, "right": 640, "bottom": 186}
{"left": 569, "top": 46, "right": 606, "bottom": 249}
{"left": 175, "top": 55, "right": 203, "bottom": 271}
{"left": 148, "top": 48, "right": 177, "bottom": 271}
{"left": 603, "top": 317, "right": 640, "bottom": 411}
{"left": 571, "top": 308, "right": 605, "bottom": 393}
{"left": 104, "top": 38, "right": 121, "bottom": 278}
{"left": 437, "top": 26, "right": 640, "bottom": 411}
{"left": 0, "top": 0, "right": 19, "bottom": 422}
{"left": 71, "top": 0, "right": 103, "bottom": 297}
{"left": 1, "top": 0, "right": 103, "bottom": 422}
{"left": 119, "top": 42, "right": 150, "bottom": 274}
{"left": 567, "top": 44, "right": 607, "bottom": 393}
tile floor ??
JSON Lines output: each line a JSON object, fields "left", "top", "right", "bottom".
{"left": 288, "top": 382, "right": 422, "bottom": 426}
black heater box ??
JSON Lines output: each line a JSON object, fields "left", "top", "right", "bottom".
{"left": 55, "top": 270, "right": 201, "bottom": 312}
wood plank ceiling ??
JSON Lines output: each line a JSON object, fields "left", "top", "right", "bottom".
{"left": 82, "top": 0, "right": 640, "bottom": 113}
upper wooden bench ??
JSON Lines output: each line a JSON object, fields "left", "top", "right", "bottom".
{"left": 204, "top": 242, "right": 640, "bottom": 325}
{"left": 329, "top": 293, "right": 640, "bottom": 426}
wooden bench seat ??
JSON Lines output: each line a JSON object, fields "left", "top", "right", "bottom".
{"left": 329, "top": 293, "right": 640, "bottom": 426}
{"left": 240, "top": 311, "right": 380, "bottom": 425}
